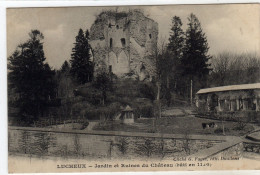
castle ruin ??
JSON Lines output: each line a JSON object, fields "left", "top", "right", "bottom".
{"left": 89, "top": 10, "right": 158, "bottom": 81}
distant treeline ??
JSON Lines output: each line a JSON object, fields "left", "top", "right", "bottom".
{"left": 209, "top": 52, "right": 260, "bottom": 87}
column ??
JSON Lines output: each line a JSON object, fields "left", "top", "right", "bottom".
{"left": 223, "top": 99, "right": 226, "bottom": 111}
{"left": 207, "top": 95, "right": 210, "bottom": 111}
{"left": 236, "top": 99, "right": 240, "bottom": 110}
{"left": 256, "top": 98, "right": 259, "bottom": 111}
{"left": 196, "top": 96, "right": 199, "bottom": 108}
{"left": 218, "top": 99, "right": 221, "bottom": 112}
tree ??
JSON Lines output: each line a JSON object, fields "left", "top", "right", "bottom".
{"left": 60, "top": 60, "right": 70, "bottom": 73}
{"left": 148, "top": 38, "right": 176, "bottom": 117}
{"left": 149, "top": 39, "right": 167, "bottom": 118}
{"left": 167, "top": 16, "right": 185, "bottom": 91}
{"left": 94, "top": 72, "right": 113, "bottom": 105}
{"left": 181, "top": 13, "right": 212, "bottom": 99}
{"left": 209, "top": 52, "right": 260, "bottom": 87}
{"left": 70, "top": 29, "right": 93, "bottom": 84}
{"left": 8, "top": 30, "right": 56, "bottom": 123}
{"left": 168, "top": 16, "right": 185, "bottom": 56}
{"left": 56, "top": 60, "right": 74, "bottom": 98}
{"left": 210, "top": 52, "right": 231, "bottom": 86}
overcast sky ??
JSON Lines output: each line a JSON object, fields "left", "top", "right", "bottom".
{"left": 7, "top": 4, "right": 260, "bottom": 69}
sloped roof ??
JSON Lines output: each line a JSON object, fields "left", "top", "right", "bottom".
{"left": 122, "top": 105, "right": 133, "bottom": 112}
{"left": 197, "top": 83, "right": 260, "bottom": 94}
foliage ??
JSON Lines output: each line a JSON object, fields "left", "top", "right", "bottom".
{"left": 61, "top": 60, "right": 70, "bottom": 73}
{"left": 182, "top": 13, "right": 211, "bottom": 78}
{"left": 56, "top": 60, "right": 75, "bottom": 98}
{"left": 81, "top": 102, "right": 121, "bottom": 120}
{"left": 166, "top": 16, "right": 185, "bottom": 92}
{"left": 214, "top": 127, "right": 230, "bottom": 134}
{"left": 147, "top": 13, "right": 212, "bottom": 104}
{"left": 181, "top": 13, "right": 212, "bottom": 94}
{"left": 72, "top": 100, "right": 94, "bottom": 114}
{"left": 99, "top": 102, "right": 121, "bottom": 121}
{"left": 234, "top": 117, "right": 248, "bottom": 130}
{"left": 70, "top": 29, "right": 93, "bottom": 84}
{"left": 134, "top": 102, "right": 154, "bottom": 118}
{"left": 8, "top": 30, "right": 57, "bottom": 122}
{"left": 139, "top": 83, "right": 156, "bottom": 100}
{"left": 95, "top": 10, "right": 128, "bottom": 24}
{"left": 94, "top": 72, "right": 113, "bottom": 105}
{"left": 168, "top": 16, "right": 185, "bottom": 57}
{"left": 80, "top": 121, "right": 89, "bottom": 130}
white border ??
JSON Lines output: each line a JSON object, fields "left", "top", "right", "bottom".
{"left": 0, "top": 1, "right": 260, "bottom": 175}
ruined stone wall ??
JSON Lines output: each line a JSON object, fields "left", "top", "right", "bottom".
{"left": 9, "top": 127, "right": 223, "bottom": 160}
{"left": 89, "top": 10, "right": 158, "bottom": 80}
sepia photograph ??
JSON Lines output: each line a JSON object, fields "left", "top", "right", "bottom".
{"left": 6, "top": 3, "right": 260, "bottom": 173}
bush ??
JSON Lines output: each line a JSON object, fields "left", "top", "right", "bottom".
{"left": 134, "top": 103, "right": 154, "bottom": 118}
{"left": 233, "top": 117, "right": 248, "bottom": 130}
{"left": 87, "top": 102, "right": 121, "bottom": 121}
{"left": 139, "top": 83, "right": 156, "bottom": 100}
{"left": 71, "top": 101, "right": 94, "bottom": 117}
{"left": 214, "top": 127, "right": 230, "bottom": 134}
{"left": 203, "top": 111, "right": 260, "bottom": 123}
{"left": 113, "top": 79, "right": 141, "bottom": 98}
{"left": 80, "top": 121, "right": 89, "bottom": 130}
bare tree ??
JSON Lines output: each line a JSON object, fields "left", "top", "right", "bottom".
{"left": 149, "top": 38, "right": 168, "bottom": 119}
{"left": 211, "top": 52, "right": 232, "bottom": 86}
{"left": 210, "top": 52, "right": 260, "bottom": 87}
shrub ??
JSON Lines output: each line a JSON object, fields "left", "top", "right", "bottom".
{"left": 71, "top": 101, "right": 94, "bottom": 117}
{"left": 99, "top": 102, "right": 121, "bottom": 120}
{"left": 86, "top": 102, "right": 121, "bottom": 121}
{"left": 80, "top": 121, "right": 89, "bottom": 130}
{"left": 209, "top": 111, "right": 259, "bottom": 123}
{"left": 214, "top": 127, "right": 230, "bottom": 134}
{"left": 196, "top": 105, "right": 207, "bottom": 115}
{"left": 233, "top": 118, "right": 248, "bottom": 130}
{"left": 139, "top": 83, "right": 156, "bottom": 100}
{"left": 214, "top": 128, "right": 223, "bottom": 134}
{"left": 113, "top": 79, "right": 141, "bottom": 98}
{"left": 134, "top": 103, "right": 154, "bottom": 118}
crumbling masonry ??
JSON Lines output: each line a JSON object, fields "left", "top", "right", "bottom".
{"left": 89, "top": 10, "right": 158, "bottom": 81}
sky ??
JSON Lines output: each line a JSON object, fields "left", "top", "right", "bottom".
{"left": 6, "top": 4, "right": 260, "bottom": 69}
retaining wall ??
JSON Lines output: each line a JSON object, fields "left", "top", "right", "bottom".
{"left": 9, "top": 126, "right": 226, "bottom": 160}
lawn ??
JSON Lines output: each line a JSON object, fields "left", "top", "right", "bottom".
{"left": 93, "top": 116, "right": 255, "bottom": 136}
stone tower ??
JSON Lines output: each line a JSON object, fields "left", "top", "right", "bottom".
{"left": 89, "top": 10, "right": 158, "bottom": 80}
